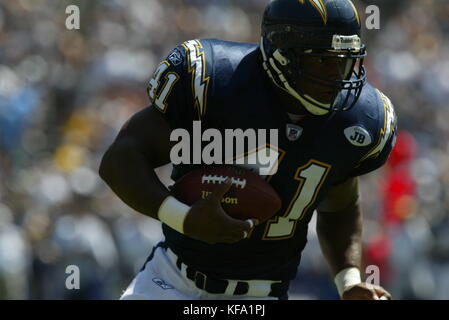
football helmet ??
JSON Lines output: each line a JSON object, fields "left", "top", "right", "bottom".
{"left": 261, "top": 0, "right": 367, "bottom": 115}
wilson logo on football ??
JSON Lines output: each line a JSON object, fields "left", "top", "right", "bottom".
{"left": 344, "top": 126, "right": 372, "bottom": 147}
{"left": 201, "top": 191, "right": 238, "bottom": 205}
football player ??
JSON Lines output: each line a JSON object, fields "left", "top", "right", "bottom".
{"left": 100, "top": 0, "right": 396, "bottom": 300}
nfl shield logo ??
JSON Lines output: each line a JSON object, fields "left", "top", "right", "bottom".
{"left": 286, "top": 124, "right": 303, "bottom": 141}
{"left": 168, "top": 49, "right": 183, "bottom": 66}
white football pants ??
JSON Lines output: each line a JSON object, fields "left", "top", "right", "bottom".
{"left": 120, "top": 243, "right": 283, "bottom": 300}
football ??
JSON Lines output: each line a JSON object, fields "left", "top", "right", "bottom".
{"left": 171, "top": 165, "right": 282, "bottom": 222}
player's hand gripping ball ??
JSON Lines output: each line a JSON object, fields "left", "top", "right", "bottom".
{"left": 172, "top": 165, "right": 282, "bottom": 223}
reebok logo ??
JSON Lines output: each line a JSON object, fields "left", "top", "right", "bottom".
{"left": 152, "top": 278, "right": 174, "bottom": 290}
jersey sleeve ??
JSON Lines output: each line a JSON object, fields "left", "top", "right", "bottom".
{"left": 147, "top": 43, "right": 198, "bottom": 128}
{"left": 349, "top": 90, "right": 398, "bottom": 177}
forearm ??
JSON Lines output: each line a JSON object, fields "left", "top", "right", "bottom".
{"left": 99, "top": 139, "right": 170, "bottom": 219}
{"left": 316, "top": 202, "right": 363, "bottom": 277}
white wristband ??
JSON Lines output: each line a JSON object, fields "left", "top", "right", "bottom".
{"left": 157, "top": 196, "right": 190, "bottom": 234}
{"left": 334, "top": 267, "right": 362, "bottom": 297}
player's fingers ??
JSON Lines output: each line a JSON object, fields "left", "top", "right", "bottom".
{"left": 228, "top": 229, "right": 249, "bottom": 242}
{"left": 219, "top": 222, "right": 250, "bottom": 242}
{"left": 350, "top": 287, "right": 378, "bottom": 300}
{"left": 354, "top": 291, "right": 377, "bottom": 300}
{"left": 220, "top": 215, "right": 258, "bottom": 240}
{"left": 374, "top": 287, "right": 392, "bottom": 300}
{"left": 210, "top": 178, "right": 232, "bottom": 200}
{"left": 368, "top": 288, "right": 381, "bottom": 300}
{"left": 246, "top": 219, "right": 259, "bottom": 229}
{"left": 230, "top": 218, "right": 257, "bottom": 233}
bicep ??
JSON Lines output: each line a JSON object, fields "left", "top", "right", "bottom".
{"left": 317, "top": 177, "right": 360, "bottom": 213}
{"left": 114, "top": 106, "right": 174, "bottom": 168}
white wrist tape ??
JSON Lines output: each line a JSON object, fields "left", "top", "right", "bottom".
{"left": 157, "top": 196, "right": 190, "bottom": 234}
{"left": 334, "top": 267, "right": 362, "bottom": 297}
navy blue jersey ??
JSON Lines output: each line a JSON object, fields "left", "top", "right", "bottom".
{"left": 147, "top": 39, "right": 397, "bottom": 281}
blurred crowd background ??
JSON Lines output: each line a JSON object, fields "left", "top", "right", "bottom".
{"left": 1, "top": 0, "right": 448, "bottom": 300}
